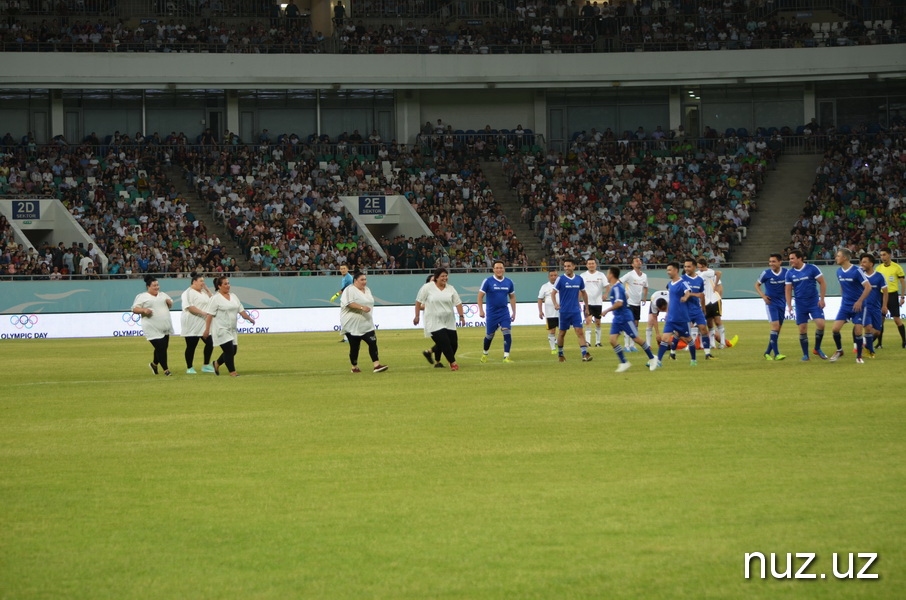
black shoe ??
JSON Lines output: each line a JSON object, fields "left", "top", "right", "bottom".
{"left": 422, "top": 350, "right": 434, "bottom": 365}
{"left": 669, "top": 353, "right": 676, "bottom": 360}
{"left": 149, "top": 362, "right": 159, "bottom": 375}
{"left": 434, "top": 362, "right": 445, "bottom": 369}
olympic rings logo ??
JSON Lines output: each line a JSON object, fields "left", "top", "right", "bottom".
{"left": 9, "top": 314, "right": 39, "bottom": 329}
{"left": 462, "top": 304, "right": 479, "bottom": 318}
{"left": 239, "top": 309, "right": 260, "bottom": 322}
{"left": 121, "top": 312, "right": 143, "bottom": 326}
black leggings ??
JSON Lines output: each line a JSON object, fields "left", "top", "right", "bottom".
{"left": 430, "top": 328, "right": 459, "bottom": 364}
{"left": 149, "top": 336, "right": 169, "bottom": 370}
{"left": 347, "top": 331, "right": 379, "bottom": 366}
{"left": 216, "top": 342, "right": 238, "bottom": 373}
{"left": 184, "top": 335, "right": 213, "bottom": 368}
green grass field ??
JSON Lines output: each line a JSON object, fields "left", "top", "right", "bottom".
{"left": 1, "top": 322, "right": 904, "bottom": 599}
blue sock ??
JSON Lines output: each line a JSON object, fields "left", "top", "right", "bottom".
{"left": 503, "top": 333, "right": 512, "bottom": 353}
{"left": 815, "top": 329, "right": 824, "bottom": 351}
{"left": 658, "top": 341, "right": 669, "bottom": 361}
{"left": 856, "top": 336, "right": 863, "bottom": 358}
{"left": 689, "top": 342, "right": 696, "bottom": 360}
{"left": 800, "top": 333, "right": 809, "bottom": 356}
{"left": 832, "top": 331, "right": 842, "bottom": 351}
{"left": 865, "top": 334, "right": 875, "bottom": 353}
{"left": 614, "top": 345, "right": 626, "bottom": 363}
{"left": 581, "top": 345, "right": 588, "bottom": 356}
{"left": 770, "top": 330, "right": 779, "bottom": 355}
{"left": 483, "top": 335, "right": 493, "bottom": 352}
{"left": 642, "top": 343, "right": 654, "bottom": 359}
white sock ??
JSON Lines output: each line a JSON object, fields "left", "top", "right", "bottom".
{"left": 718, "top": 325, "right": 726, "bottom": 344}
{"left": 548, "top": 333, "right": 557, "bottom": 350}
{"left": 646, "top": 327, "right": 653, "bottom": 346}
{"left": 709, "top": 327, "right": 717, "bottom": 347}
{"left": 595, "top": 325, "right": 601, "bottom": 344}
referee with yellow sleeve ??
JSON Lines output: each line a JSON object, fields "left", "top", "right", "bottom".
{"left": 877, "top": 247, "right": 906, "bottom": 349}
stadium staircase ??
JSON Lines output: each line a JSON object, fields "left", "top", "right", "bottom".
{"left": 732, "top": 153, "right": 823, "bottom": 264}
{"left": 479, "top": 159, "right": 548, "bottom": 265}
{"left": 163, "top": 165, "right": 252, "bottom": 271}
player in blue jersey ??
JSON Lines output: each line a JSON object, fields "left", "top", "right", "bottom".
{"left": 551, "top": 258, "right": 592, "bottom": 362}
{"left": 651, "top": 262, "right": 695, "bottom": 371}
{"left": 682, "top": 258, "right": 714, "bottom": 359}
{"left": 754, "top": 253, "right": 789, "bottom": 360}
{"left": 859, "top": 253, "right": 888, "bottom": 358}
{"left": 601, "top": 267, "right": 656, "bottom": 373}
{"left": 829, "top": 248, "right": 872, "bottom": 362}
{"left": 477, "top": 260, "right": 517, "bottom": 363}
{"left": 785, "top": 249, "right": 828, "bottom": 361}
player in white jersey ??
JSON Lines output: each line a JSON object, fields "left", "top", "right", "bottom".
{"left": 697, "top": 256, "right": 729, "bottom": 348}
{"left": 580, "top": 258, "right": 608, "bottom": 346}
{"left": 619, "top": 256, "right": 648, "bottom": 351}
{"left": 646, "top": 289, "right": 670, "bottom": 347}
{"left": 537, "top": 270, "right": 560, "bottom": 354}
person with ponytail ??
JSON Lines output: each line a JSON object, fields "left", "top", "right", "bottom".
{"left": 181, "top": 272, "right": 215, "bottom": 374}
{"left": 132, "top": 274, "right": 174, "bottom": 376}
{"left": 204, "top": 276, "right": 255, "bottom": 377}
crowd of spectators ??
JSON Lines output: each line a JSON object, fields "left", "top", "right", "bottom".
{"left": 0, "top": 6, "right": 900, "bottom": 54}
{"left": 505, "top": 128, "right": 769, "bottom": 267}
{"left": 786, "top": 123, "right": 906, "bottom": 262}
{"left": 186, "top": 132, "right": 528, "bottom": 274}
{"left": 0, "top": 138, "right": 241, "bottom": 278}
{"left": 0, "top": 17, "right": 326, "bottom": 52}
{"left": 5, "top": 117, "right": 904, "bottom": 280}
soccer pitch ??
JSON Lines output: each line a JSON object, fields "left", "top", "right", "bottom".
{"left": 1, "top": 322, "right": 903, "bottom": 599}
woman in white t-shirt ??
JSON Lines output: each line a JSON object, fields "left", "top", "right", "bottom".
{"left": 414, "top": 267, "right": 466, "bottom": 371}
{"left": 340, "top": 272, "right": 388, "bottom": 374}
{"left": 132, "top": 274, "right": 174, "bottom": 376}
{"left": 203, "top": 276, "right": 256, "bottom": 377}
{"left": 181, "top": 272, "right": 214, "bottom": 374}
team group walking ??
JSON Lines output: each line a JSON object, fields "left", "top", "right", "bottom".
{"left": 131, "top": 248, "right": 905, "bottom": 376}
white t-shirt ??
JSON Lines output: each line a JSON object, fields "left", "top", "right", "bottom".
{"left": 619, "top": 269, "right": 648, "bottom": 306}
{"left": 581, "top": 270, "right": 608, "bottom": 306}
{"left": 207, "top": 292, "right": 244, "bottom": 346}
{"left": 698, "top": 268, "right": 721, "bottom": 304}
{"left": 181, "top": 287, "right": 211, "bottom": 337}
{"left": 340, "top": 284, "right": 376, "bottom": 337}
{"left": 132, "top": 291, "right": 174, "bottom": 341}
{"left": 537, "top": 281, "right": 559, "bottom": 317}
{"left": 649, "top": 290, "right": 670, "bottom": 317}
{"left": 416, "top": 283, "right": 462, "bottom": 334}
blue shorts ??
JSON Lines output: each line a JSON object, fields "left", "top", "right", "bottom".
{"left": 610, "top": 320, "right": 639, "bottom": 338}
{"left": 559, "top": 312, "right": 584, "bottom": 331}
{"left": 862, "top": 308, "right": 883, "bottom": 331}
{"left": 687, "top": 308, "right": 707, "bottom": 327}
{"left": 835, "top": 304, "right": 863, "bottom": 325}
{"left": 663, "top": 320, "right": 691, "bottom": 338}
{"left": 485, "top": 311, "right": 512, "bottom": 335}
{"left": 794, "top": 303, "right": 825, "bottom": 325}
{"left": 765, "top": 304, "right": 785, "bottom": 323}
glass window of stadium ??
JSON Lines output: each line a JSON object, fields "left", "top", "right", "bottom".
{"left": 0, "top": 89, "right": 51, "bottom": 144}
{"left": 237, "top": 89, "right": 393, "bottom": 145}
{"left": 547, "top": 88, "right": 669, "bottom": 151}
{"left": 696, "top": 84, "right": 803, "bottom": 134}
